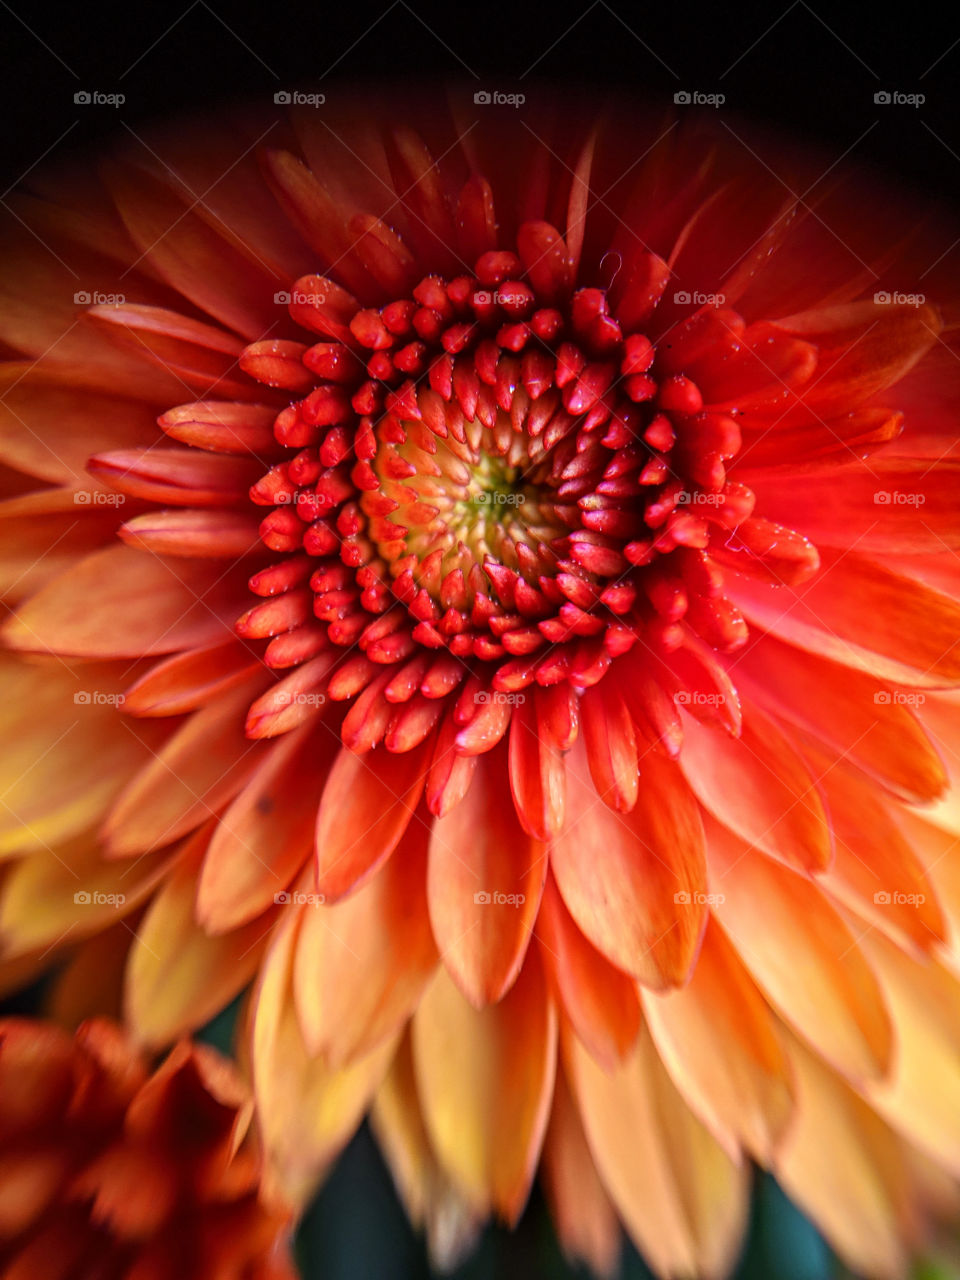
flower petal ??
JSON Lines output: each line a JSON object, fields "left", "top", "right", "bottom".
{"left": 707, "top": 820, "right": 892, "bottom": 1082}
{"left": 428, "top": 744, "right": 546, "bottom": 1006}
{"left": 566, "top": 1022, "right": 749, "bottom": 1280}
{"left": 550, "top": 737, "right": 707, "bottom": 987}
{"left": 314, "top": 740, "right": 431, "bottom": 901}
{"left": 294, "top": 826, "right": 436, "bottom": 1065}
{"left": 412, "top": 954, "right": 556, "bottom": 1222}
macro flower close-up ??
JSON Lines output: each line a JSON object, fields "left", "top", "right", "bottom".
{"left": 0, "top": 63, "right": 959, "bottom": 1280}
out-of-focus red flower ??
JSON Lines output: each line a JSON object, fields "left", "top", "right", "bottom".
{"left": 1, "top": 90, "right": 959, "bottom": 1277}
{"left": 0, "top": 1017, "right": 296, "bottom": 1279}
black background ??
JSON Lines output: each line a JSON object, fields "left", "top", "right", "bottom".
{"left": 1, "top": 0, "right": 959, "bottom": 206}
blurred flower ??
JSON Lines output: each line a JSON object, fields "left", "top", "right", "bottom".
{"left": 0, "top": 1016, "right": 296, "bottom": 1279}
{"left": 1, "top": 90, "right": 959, "bottom": 1277}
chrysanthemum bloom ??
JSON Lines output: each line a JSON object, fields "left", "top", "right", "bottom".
{"left": 1, "top": 91, "right": 960, "bottom": 1277}
{"left": 0, "top": 1016, "right": 296, "bottom": 1278}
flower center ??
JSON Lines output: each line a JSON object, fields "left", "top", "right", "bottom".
{"left": 243, "top": 247, "right": 758, "bottom": 697}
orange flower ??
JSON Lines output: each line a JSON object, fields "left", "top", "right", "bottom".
{"left": 0, "top": 1017, "right": 296, "bottom": 1279}
{"left": 1, "top": 91, "right": 959, "bottom": 1276}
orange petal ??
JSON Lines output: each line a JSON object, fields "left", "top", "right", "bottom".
{"left": 747, "top": 457, "right": 960, "bottom": 553}
{"left": 731, "top": 549, "right": 960, "bottom": 686}
{"left": 122, "top": 641, "right": 262, "bottom": 718}
{"left": 678, "top": 705, "right": 832, "bottom": 872}
{"left": 707, "top": 820, "right": 892, "bottom": 1082}
{"left": 3, "top": 544, "right": 245, "bottom": 658}
{"left": 119, "top": 508, "right": 263, "bottom": 557}
{"left": 642, "top": 918, "right": 794, "bottom": 1161}
{"left": 541, "top": 1066, "right": 621, "bottom": 1279}
{"left": 294, "top": 826, "right": 436, "bottom": 1066}
{"left": 411, "top": 953, "right": 556, "bottom": 1222}
{"left": 428, "top": 744, "right": 546, "bottom": 1006}
{"left": 861, "top": 930, "right": 960, "bottom": 1176}
{"left": 0, "top": 363, "right": 158, "bottom": 486}
{"left": 0, "top": 833, "right": 171, "bottom": 959}
{"left": 370, "top": 1033, "right": 482, "bottom": 1271}
{"left": 197, "top": 722, "right": 332, "bottom": 934}
{"left": 536, "top": 874, "right": 641, "bottom": 1070}
{"left": 507, "top": 693, "right": 566, "bottom": 840}
{"left": 103, "top": 160, "right": 285, "bottom": 339}
{"left": 124, "top": 839, "right": 272, "bottom": 1046}
{"left": 0, "top": 656, "right": 168, "bottom": 856}
{"left": 550, "top": 736, "right": 707, "bottom": 987}
{"left": 250, "top": 906, "right": 397, "bottom": 1208}
{"left": 0, "top": 489, "right": 121, "bottom": 605}
{"left": 814, "top": 763, "right": 945, "bottom": 953}
{"left": 775, "top": 1030, "right": 915, "bottom": 1280}
{"left": 315, "top": 740, "right": 430, "bottom": 901}
{"left": 739, "top": 633, "right": 947, "bottom": 804}
{"left": 580, "top": 682, "right": 639, "bottom": 812}
{"left": 103, "top": 673, "right": 268, "bottom": 855}
{"left": 566, "top": 1022, "right": 749, "bottom": 1280}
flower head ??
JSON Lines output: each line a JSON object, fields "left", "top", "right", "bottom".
{"left": 0, "top": 1017, "right": 296, "bottom": 1279}
{"left": 1, "top": 90, "right": 959, "bottom": 1277}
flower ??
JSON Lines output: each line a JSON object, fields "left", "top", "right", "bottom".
{"left": 0, "top": 1016, "right": 297, "bottom": 1278}
{"left": 1, "top": 89, "right": 959, "bottom": 1277}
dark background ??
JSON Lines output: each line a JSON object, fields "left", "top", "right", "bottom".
{"left": 1, "top": 2, "right": 959, "bottom": 1277}
{"left": 1, "top": 0, "right": 959, "bottom": 205}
